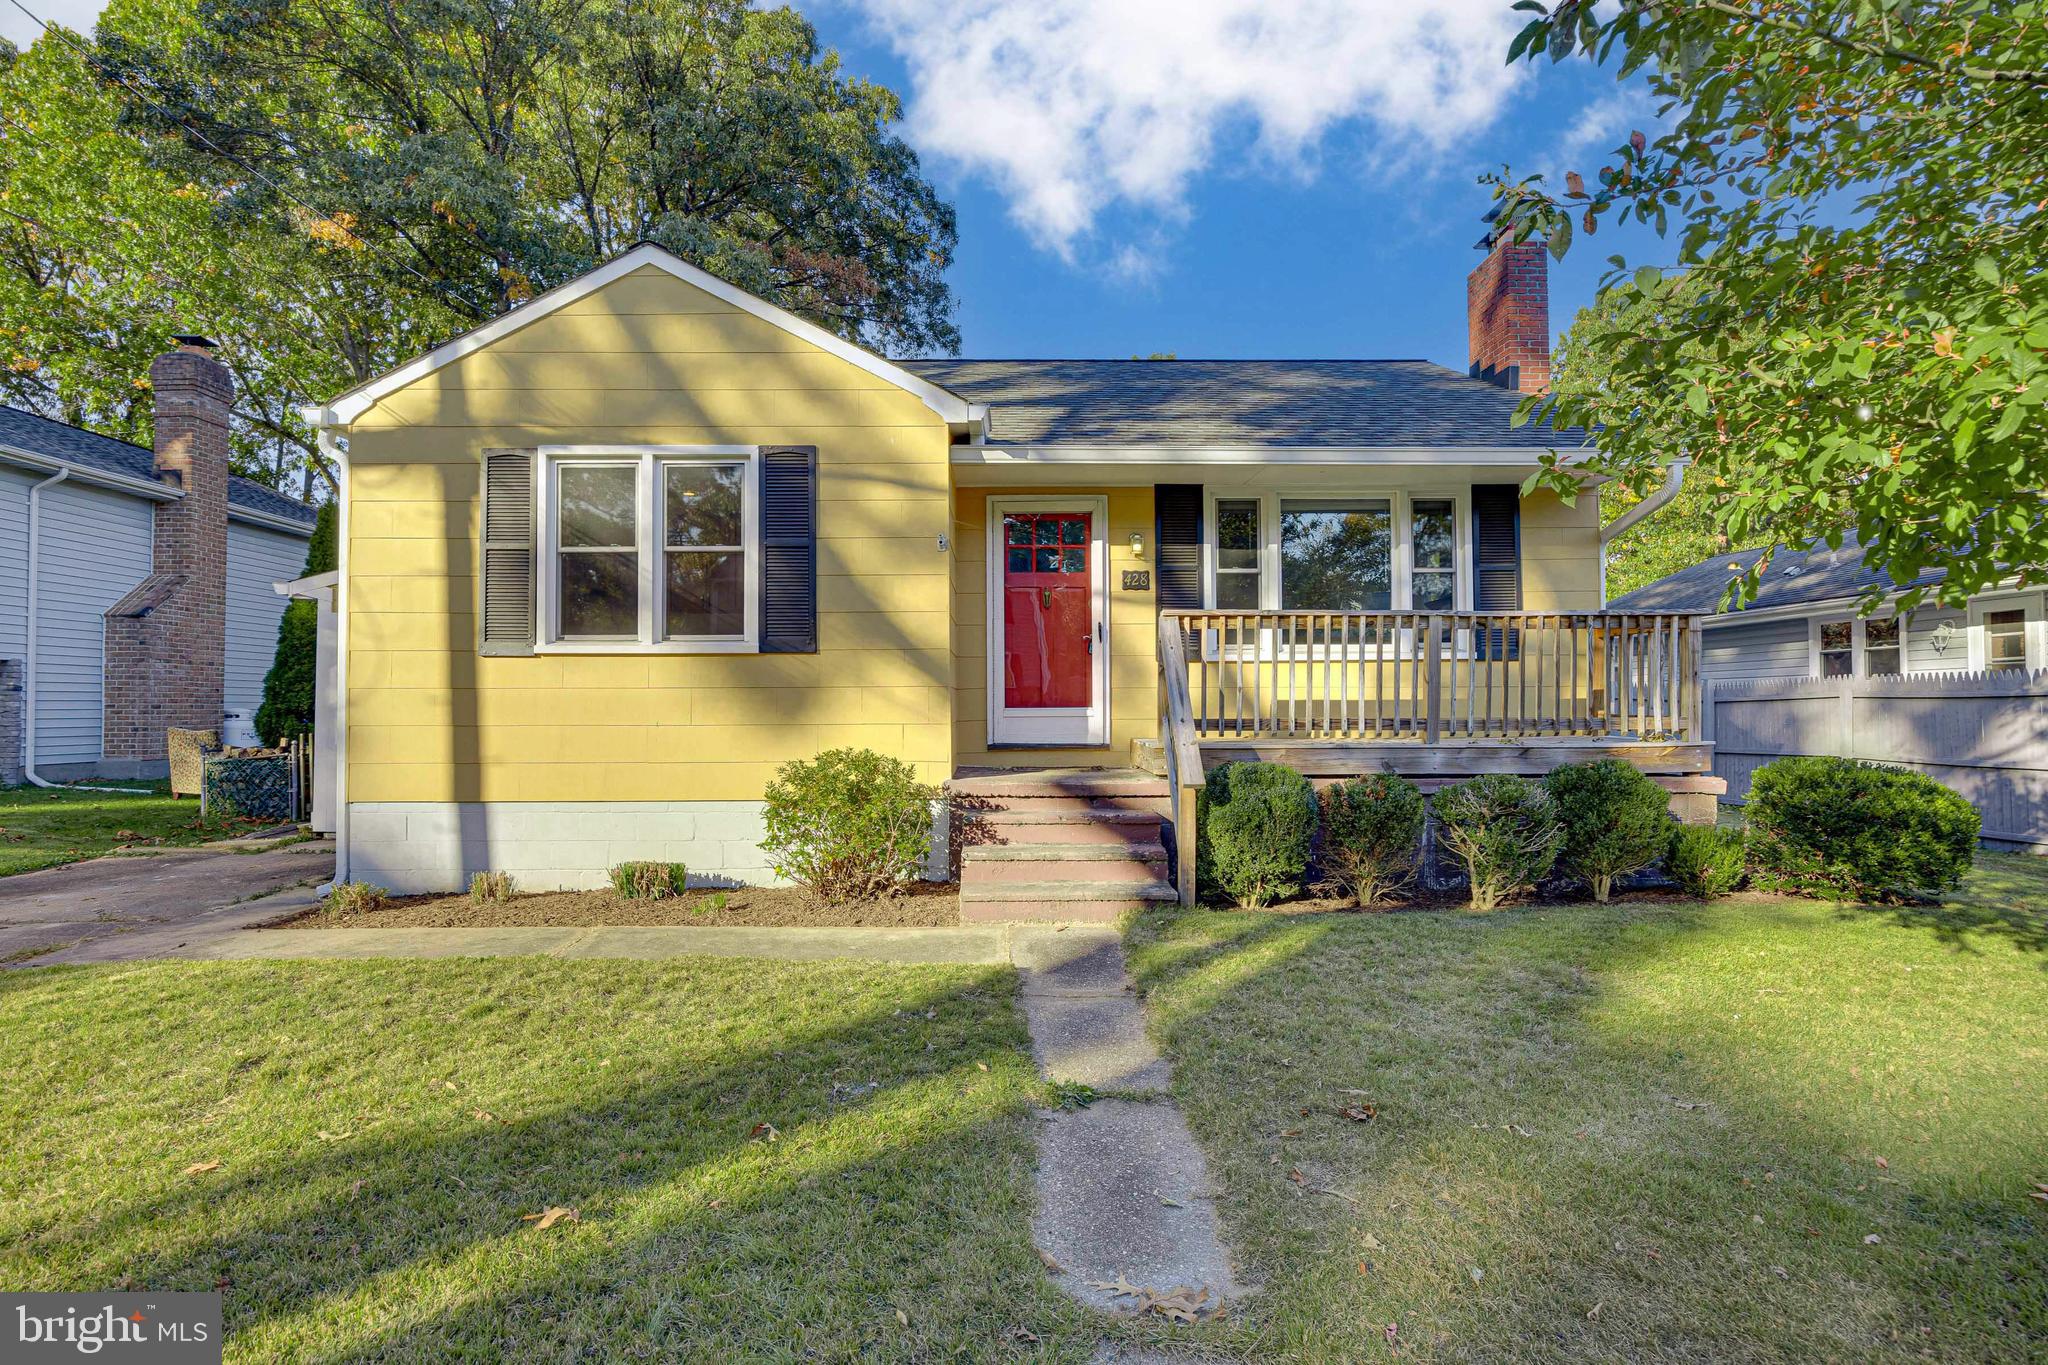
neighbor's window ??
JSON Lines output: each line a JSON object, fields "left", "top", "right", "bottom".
{"left": 1863, "top": 617, "right": 1901, "bottom": 676}
{"left": 1818, "top": 619, "right": 1854, "bottom": 676}
{"left": 1214, "top": 499, "right": 1261, "bottom": 609}
{"left": 556, "top": 462, "right": 640, "bottom": 639}
{"left": 548, "top": 450, "right": 756, "bottom": 650}
{"left": 1280, "top": 499, "right": 1392, "bottom": 610}
{"left": 1986, "top": 609, "right": 2027, "bottom": 670}
{"left": 1409, "top": 498, "right": 1457, "bottom": 611}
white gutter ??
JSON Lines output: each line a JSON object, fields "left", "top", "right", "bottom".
{"left": 300, "top": 407, "right": 350, "bottom": 890}
{"left": 953, "top": 443, "right": 1587, "bottom": 467}
{"left": 0, "top": 445, "right": 179, "bottom": 501}
{"left": 1599, "top": 458, "right": 1690, "bottom": 602}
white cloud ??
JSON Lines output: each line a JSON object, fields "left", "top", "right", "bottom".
{"left": 837, "top": 0, "right": 1528, "bottom": 258}
{"left": 0, "top": 0, "right": 109, "bottom": 49}
{"left": 1540, "top": 87, "right": 1660, "bottom": 180}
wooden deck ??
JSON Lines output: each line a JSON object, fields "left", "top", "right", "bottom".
{"left": 1154, "top": 610, "right": 1714, "bottom": 904}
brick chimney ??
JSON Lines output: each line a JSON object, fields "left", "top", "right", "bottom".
{"left": 1467, "top": 216, "right": 1550, "bottom": 393}
{"left": 103, "top": 335, "right": 232, "bottom": 766}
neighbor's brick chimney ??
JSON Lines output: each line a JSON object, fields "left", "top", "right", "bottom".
{"left": 1467, "top": 215, "right": 1550, "bottom": 394}
{"left": 102, "top": 335, "right": 232, "bottom": 765}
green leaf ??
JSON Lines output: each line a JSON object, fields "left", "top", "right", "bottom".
{"left": 1952, "top": 417, "right": 1978, "bottom": 458}
{"left": 1685, "top": 385, "right": 1709, "bottom": 416}
{"left": 1972, "top": 257, "right": 2001, "bottom": 287}
{"left": 1633, "top": 265, "right": 1662, "bottom": 295}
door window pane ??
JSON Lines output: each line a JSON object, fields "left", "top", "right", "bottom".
{"left": 664, "top": 551, "right": 744, "bottom": 637}
{"left": 1281, "top": 500, "right": 1392, "bottom": 610}
{"left": 559, "top": 464, "right": 636, "bottom": 547}
{"left": 1005, "top": 516, "right": 1031, "bottom": 545}
{"left": 1411, "top": 498, "right": 1456, "bottom": 611}
{"left": 1987, "top": 609, "right": 2027, "bottom": 670}
{"left": 560, "top": 551, "right": 638, "bottom": 637}
{"left": 664, "top": 463, "right": 743, "bottom": 547}
{"left": 1818, "top": 619, "right": 1853, "bottom": 676}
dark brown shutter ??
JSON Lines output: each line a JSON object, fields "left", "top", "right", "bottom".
{"left": 1155, "top": 484, "right": 1204, "bottom": 651}
{"left": 759, "top": 446, "right": 818, "bottom": 653}
{"left": 1472, "top": 482, "right": 1522, "bottom": 659}
{"left": 480, "top": 449, "right": 536, "bottom": 655}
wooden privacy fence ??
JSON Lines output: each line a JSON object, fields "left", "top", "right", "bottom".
{"left": 1704, "top": 670, "right": 2048, "bottom": 850}
{"left": 1164, "top": 611, "right": 1704, "bottom": 743}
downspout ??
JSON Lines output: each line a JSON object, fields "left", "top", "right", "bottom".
{"left": 1598, "top": 458, "right": 1690, "bottom": 602}
{"left": 306, "top": 413, "right": 350, "bottom": 889}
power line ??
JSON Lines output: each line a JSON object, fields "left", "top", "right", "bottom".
{"left": 5, "top": 0, "right": 453, "bottom": 300}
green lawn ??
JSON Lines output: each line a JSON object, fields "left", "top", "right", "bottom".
{"left": 0, "top": 781, "right": 266, "bottom": 876}
{"left": 1126, "top": 857, "right": 2048, "bottom": 1362}
{"left": 0, "top": 957, "right": 1099, "bottom": 1361}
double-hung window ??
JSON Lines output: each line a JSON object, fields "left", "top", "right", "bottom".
{"left": 1813, "top": 615, "right": 1903, "bottom": 677}
{"left": 543, "top": 447, "right": 759, "bottom": 652}
{"left": 1205, "top": 491, "right": 1466, "bottom": 614}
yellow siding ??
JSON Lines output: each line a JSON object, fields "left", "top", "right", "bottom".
{"left": 344, "top": 265, "right": 953, "bottom": 803}
{"left": 1521, "top": 485, "right": 1603, "bottom": 610}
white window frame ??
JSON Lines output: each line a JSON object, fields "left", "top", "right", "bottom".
{"left": 1200, "top": 487, "right": 1470, "bottom": 659}
{"left": 1807, "top": 613, "right": 1906, "bottom": 678}
{"left": 537, "top": 445, "right": 761, "bottom": 654}
{"left": 1967, "top": 591, "right": 2044, "bottom": 672}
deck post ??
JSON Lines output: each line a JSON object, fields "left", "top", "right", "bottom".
{"left": 1176, "top": 782, "right": 1198, "bottom": 906}
{"left": 1423, "top": 614, "right": 1443, "bottom": 745}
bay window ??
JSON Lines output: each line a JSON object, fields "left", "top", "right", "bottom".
{"left": 542, "top": 447, "right": 759, "bottom": 652}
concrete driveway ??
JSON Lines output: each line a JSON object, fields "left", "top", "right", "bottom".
{"left": 0, "top": 839, "right": 334, "bottom": 966}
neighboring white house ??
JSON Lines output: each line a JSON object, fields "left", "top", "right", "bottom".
{"left": 1609, "top": 532, "right": 2044, "bottom": 681}
{"left": 0, "top": 342, "right": 318, "bottom": 783}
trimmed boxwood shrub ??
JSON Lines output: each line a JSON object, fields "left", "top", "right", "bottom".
{"left": 1542, "top": 759, "right": 1674, "bottom": 903}
{"left": 1745, "top": 755, "right": 1978, "bottom": 900}
{"left": 1667, "top": 824, "right": 1746, "bottom": 899}
{"left": 1319, "top": 772, "right": 1426, "bottom": 906}
{"left": 1198, "top": 761, "right": 1318, "bottom": 908}
{"left": 762, "top": 747, "right": 938, "bottom": 904}
{"left": 1432, "top": 773, "right": 1563, "bottom": 913}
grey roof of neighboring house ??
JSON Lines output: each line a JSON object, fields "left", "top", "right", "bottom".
{"left": 1608, "top": 531, "right": 1946, "bottom": 614}
{"left": 895, "top": 359, "right": 1590, "bottom": 448}
{"left": 0, "top": 404, "right": 317, "bottom": 529}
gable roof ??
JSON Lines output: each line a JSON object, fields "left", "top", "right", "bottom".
{"left": 0, "top": 404, "right": 318, "bottom": 531}
{"left": 897, "top": 359, "right": 1590, "bottom": 449}
{"left": 1608, "top": 531, "right": 1946, "bottom": 614}
{"left": 312, "top": 242, "right": 979, "bottom": 428}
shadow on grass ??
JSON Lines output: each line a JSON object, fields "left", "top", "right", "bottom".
{"left": 1836, "top": 852, "right": 2048, "bottom": 961}
{"left": 1124, "top": 896, "right": 2048, "bottom": 1362}
{"left": 1, "top": 959, "right": 1098, "bottom": 1361}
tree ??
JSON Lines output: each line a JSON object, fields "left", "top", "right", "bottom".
{"left": 255, "top": 501, "right": 336, "bottom": 746}
{"left": 1491, "top": 0, "right": 2047, "bottom": 610}
{"left": 117, "top": 0, "right": 959, "bottom": 355}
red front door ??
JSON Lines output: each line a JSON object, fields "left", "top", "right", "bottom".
{"left": 1002, "top": 511, "right": 1093, "bottom": 709}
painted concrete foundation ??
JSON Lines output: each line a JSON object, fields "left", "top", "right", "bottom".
{"left": 346, "top": 800, "right": 947, "bottom": 894}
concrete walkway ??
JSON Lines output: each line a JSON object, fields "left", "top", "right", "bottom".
{"left": 0, "top": 839, "right": 334, "bottom": 965}
{"left": 1017, "top": 928, "right": 1244, "bottom": 1325}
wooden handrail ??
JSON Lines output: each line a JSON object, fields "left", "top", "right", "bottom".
{"left": 1157, "top": 613, "right": 1207, "bottom": 906}
{"left": 1160, "top": 610, "right": 1708, "bottom": 746}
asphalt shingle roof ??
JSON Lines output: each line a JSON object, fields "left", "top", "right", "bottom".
{"left": 1607, "top": 531, "right": 1945, "bottom": 614}
{"left": 0, "top": 404, "right": 317, "bottom": 528}
{"left": 895, "top": 359, "right": 1590, "bottom": 449}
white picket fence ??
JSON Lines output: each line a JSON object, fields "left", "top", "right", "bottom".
{"left": 1704, "top": 669, "right": 2048, "bottom": 850}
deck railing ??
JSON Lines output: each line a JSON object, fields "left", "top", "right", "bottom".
{"left": 1156, "top": 610, "right": 1708, "bottom": 905}
{"left": 1164, "top": 610, "right": 1705, "bottom": 744}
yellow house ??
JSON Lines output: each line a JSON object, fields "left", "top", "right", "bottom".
{"left": 303, "top": 237, "right": 1712, "bottom": 913}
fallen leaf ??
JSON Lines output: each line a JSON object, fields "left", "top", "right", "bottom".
{"left": 975, "top": 1061, "right": 989, "bottom": 1072}
{"left": 1288, "top": 1167, "right": 1306, "bottom": 1185}
{"left": 1357, "top": 1259, "right": 1373, "bottom": 1277}
{"left": 1864, "top": 1234, "right": 1882, "bottom": 1245}
{"left": 1587, "top": 1302, "right": 1603, "bottom": 1321}
{"left": 749, "top": 1122, "right": 779, "bottom": 1143}
{"left": 1011, "top": 1328, "right": 1040, "bottom": 1343}
{"left": 1470, "top": 1266, "right": 1484, "bottom": 1284}
{"left": 181, "top": 1160, "right": 222, "bottom": 1176}
{"left": 1673, "top": 1100, "right": 1706, "bottom": 1111}
{"left": 1874, "top": 1156, "right": 1888, "bottom": 1169}
{"left": 1339, "top": 1104, "right": 1377, "bottom": 1123}
{"left": 1384, "top": 1321, "right": 1400, "bottom": 1346}
{"left": 1771, "top": 1265, "right": 1789, "bottom": 1279}
{"left": 521, "top": 1206, "right": 579, "bottom": 1230}
{"left": 471, "top": 1110, "right": 496, "bottom": 1122}
{"left": 1277, "top": 1129, "right": 1302, "bottom": 1138}
{"left": 1036, "top": 1248, "right": 1064, "bottom": 1274}
{"left": 1156, "top": 1194, "right": 1184, "bottom": 1209}
{"left": 894, "top": 1309, "right": 908, "bottom": 1327}
{"left": 1362, "top": 1233, "right": 1384, "bottom": 1251}
{"left": 2030, "top": 1182, "right": 2048, "bottom": 1204}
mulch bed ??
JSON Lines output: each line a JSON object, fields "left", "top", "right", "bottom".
{"left": 271, "top": 880, "right": 959, "bottom": 930}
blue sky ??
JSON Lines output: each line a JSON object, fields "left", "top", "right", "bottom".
{"left": 4, "top": 0, "right": 1677, "bottom": 370}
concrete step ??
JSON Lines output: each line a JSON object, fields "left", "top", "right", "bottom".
{"left": 964, "top": 842, "right": 1168, "bottom": 863}
{"left": 964, "top": 815, "right": 1164, "bottom": 849}
{"left": 953, "top": 793, "right": 1170, "bottom": 818}
{"left": 960, "top": 878, "right": 1179, "bottom": 904}
{"left": 947, "top": 768, "right": 1168, "bottom": 801}
{"left": 963, "top": 857, "right": 1167, "bottom": 888}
